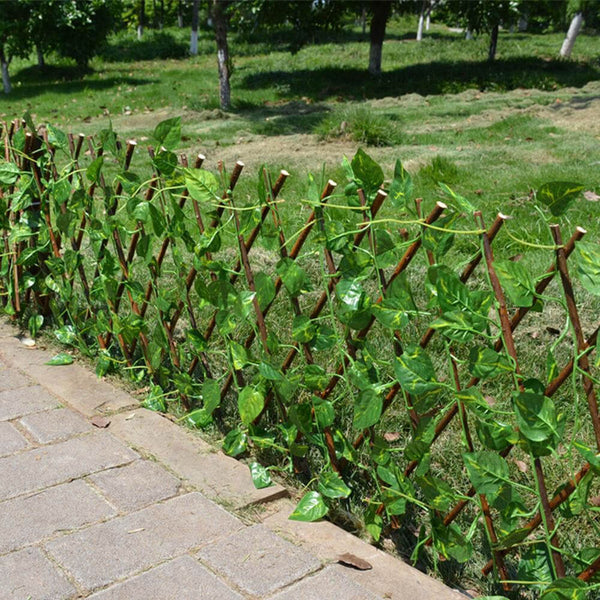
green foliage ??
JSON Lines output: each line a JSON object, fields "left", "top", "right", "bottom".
{"left": 0, "top": 123, "right": 599, "bottom": 598}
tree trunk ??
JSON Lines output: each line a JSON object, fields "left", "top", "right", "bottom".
{"left": 178, "top": 0, "right": 183, "bottom": 27}
{"left": 368, "top": 0, "right": 392, "bottom": 75}
{"left": 488, "top": 22, "right": 499, "bottom": 61}
{"left": 138, "top": 0, "right": 145, "bottom": 39}
{"left": 0, "top": 47, "right": 11, "bottom": 95}
{"left": 212, "top": 0, "right": 231, "bottom": 110}
{"left": 560, "top": 12, "right": 583, "bottom": 58}
{"left": 190, "top": 0, "right": 199, "bottom": 55}
{"left": 36, "top": 45, "right": 45, "bottom": 69}
{"left": 417, "top": 0, "right": 426, "bottom": 41}
{"left": 159, "top": 0, "right": 164, "bottom": 29}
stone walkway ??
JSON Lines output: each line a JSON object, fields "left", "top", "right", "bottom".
{"left": 0, "top": 322, "right": 466, "bottom": 600}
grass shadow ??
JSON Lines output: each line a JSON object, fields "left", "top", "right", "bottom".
{"left": 240, "top": 56, "right": 600, "bottom": 101}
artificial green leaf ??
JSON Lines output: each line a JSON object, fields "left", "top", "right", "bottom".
{"left": 222, "top": 428, "right": 248, "bottom": 456}
{"left": 238, "top": 387, "right": 264, "bottom": 425}
{"left": 517, "top": 543, "right": 553, "bottom": 587}
{"left": 185, "top": 168, "right": 219, "bottom": 203}
{"left": 258, "top": 361, "right": 283, "bottom": 381}
{"left": 318, "top": 470, "right": 351, "bottom": 499}
{"left": 351, "top": 148, "right": 384, "bottom": 196}
{"left": 335, "top": 279, "right": 371, "bottom": 330}
{"left": 288, "top": 403, "right": 313, "bottom": 435}
{"left": 141, "top": 386, "right": 166, "bottom": 412}
{"left": 495, "top": 260, "right": 535, "bottom": 307}
{"left": 353, "top": 388, "right": 383, "bottom": 430}
{"left": 28, "top": 314, "right": 43, "bottom": 338}
{"left": 152, "top": 149, "right": 178, "bottom": 176}
{"left": 86, "top": 156, "right": 104, "bottom": 184}
{"left": 430, "top": 311, "right": 476, "bottom": 343}
{"left": 289, "top": 491, "right": 328, "bottom": 521}
{"left": 292, "top": 315, "right": 317, "bottom": 343}
{"left": 304, "top": 364, "right": 329, "bottom": 391}
{"left": 249, "top": 462, "right": 272, "bottom": 489}
{"left": 385, "top": 272, "right": 416, "bottom": 312}
{"left": 388, "top": 159, "right": 413, "bottom": 208}
{"left": 573, "top": 440, "right": 600, "bottom": 474}
{"left": 47, "top": 124, "right": 68, "bottom": 150}
{"left": 430, "top": 265, "right": 470, "bottom": 313}
{"left": 230, "top": 341, "right": 249, "bottom": 369}
{"left": 312, "top": 397, "right": 335, "bottom": 428}
{"left": 276, "top": 258, "right": 309, "bottom": 298}
{"left": 540, "top": 577, "right": 588, "bottom": 600}
{"left": 254, "top": 271, "right": 276, "bottom": 310}
{"left": 513, "top": 390, "right": 559, "bottom": 443}
{"left": 54, "top": 325, "right": 77, "bottom": 346}
{"left": 0, "top": 161, "right": 20, "bottom": 185}
{"left": 393, "top": 344, "right": 441, "bottom": 395}
{"left": 438, "top": 182, "right": 475, "bottom": 214}
{"left": 153, "top": 116, "right": 181, "bottom": 150}
{"left": 476, "top": 418, "right": 516, "bottom": 452}
{"left": 432, "top": 519, "right": 473, "bottom": 563}
{"left": 575, "top": 241, "right": 600, "bottom": 296}
{"left": 468, "top": 347, "right": 513, "bottom": 379}
{"left": 186, "top": 409, "right": 212, "bottom": 428}
{"left": 463, "top": 451, "right": 511, "bottom": 495}
{"left": 364, "top": 503, "right": 383, "bottom": 541}
{"left": 537, "top": 181, "right": 584, "bottom": 216}
{"left": 45, "top": 352, "right": 74, "bottom": 366}
{"left": 202, "top": 378, "right": 221, "bottom": 414}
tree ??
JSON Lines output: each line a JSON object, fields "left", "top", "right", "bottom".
{"left": 369, "top": 0, "right": 393, "bottom": 74}
{"left": 0, "top": 1, "right": 32, "bottom": 93}
{"left": 212, "top": 0, "right": 231, "bottom": 110}
{"left": 190, "top": 0, "right": 199, "bottom": 55}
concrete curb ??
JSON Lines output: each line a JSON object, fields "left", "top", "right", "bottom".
{"left": 0, "top": 321, "right": 467, "bottom": 600}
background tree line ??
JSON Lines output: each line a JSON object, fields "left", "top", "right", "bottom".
{"left": 1, "top": 0, "right": 598, "bottom": 100}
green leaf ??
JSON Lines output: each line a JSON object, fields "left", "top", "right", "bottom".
{"left": 141, "top": 386, "right": 166, "bottom": 412}
{"left": 517, "top": 543, "right": 553, "bottom": 587}
{"left": 153, "top": 116, "right": 181, "bottom": 151}
{"left": 45, "top": 352, "right": 74, "bottom": 366}
{"left": 513, "top": 390, "right": 559, "bottom": 443}
{"left": 0, "top": 161, "right": 20, "bottom": 185}
{"left": 202, "top": 379, "right": 221, "bottom": 414}
{"left": 351, "top": 148, "right": 384, "bottom": 196}
{"left": 318, "top": 471, "right": 351, "bottom": 499}
{"left": 47, "top": 124, "right": 68, "bottom": 150}
{"left": 86, "top": 156, "right": 104, "bottom": 184}
{"left": 468, "top": 347, "right": 513, "bottom": 379}
{"left": 152, "top": 149, "right": 178, "bottom": 176}
{"left": 575, "top": 241, "right": 600, "bottom": 296}
{"left": 335, "top": 279, "right": 371, "bottom": 330}
{"left": 276, "top": 258, "right": 309, "bottom": 298}
{"left": 258, "top": 361, "right": 283, "bottom": 381}
{"left": 249, "top": 462, "right": 272, "bottom": 489}
{"left": 393, "top": 344, "right": 441, "bottom": 395}
{"left": 476, "top": 418, "right": 517, "bottom": 452}
{"left": 430, "top": 311, "right": 476, "bottom": 343}
{"left": 185, "top": 168, "right": 219, "bottom": 203}
{"left": 254, "top": 271, "right": 276, "bottom": 310}
{"left": 292, "top": 315, "right": 317, "bottom": 344}
{"left": 430, "top": 265, "right": 469, "bottom": 313}
{"left": 439, "top": 182, "right": 475, "bottom": 214}
{"left": 537, "top": 181, "right": 584, "bottom": 216}
{"left": 353, "top": 388, "right": 383, "bottom": 430}
{"left": 230, "top": 341, "right": 250, "bottom": 370}
{"left": 222, "top": 428, "right": 248, "bottom": 456}
{"left": 388, "top": 159, "right": 413, "bottom": 208}
{"left": 186, "top": 408, "right": 213, "bottom": 428}
{"left": 312, "top": 397, "right": 335, "bottom": 428}
{"left": 463, "top": 451, "right": 511, "bottom": 495}
{"left": 432, "top": 519, "right": 473, "bottom": 563}
{"left": 28, "top": 314, "right": 43, "bottom": 338}
{"left": 289, "top": 491, "right": 328, "bottom": 521}
{"left": 574, "top": 440, "right": 600, "bottom": 474}
{"left": 238, "top": 387, "right": 264, "bottom": 425}
{"left": 494, "top": 260, "right": 535, "bottom": 307}
{"left": 540, "top": 577, "right": 588, "bottom": 600}
{"left": 54, "top": 325, "right": 77, "bottom": 346}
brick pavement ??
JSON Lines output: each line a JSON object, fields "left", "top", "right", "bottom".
{"left": 0, "top": 323, "right": 467, "bottom": 600}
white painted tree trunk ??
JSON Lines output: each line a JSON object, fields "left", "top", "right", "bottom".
{"left": 465, "top": 29, "right": 474, "bottom": 40}
{"left": 417, "top": 12, "right": 424, "bottom": 41}
{"left": 426, "top": 13, "right": 430, "bottom": 30}
{"left": 137, "top": 24, "right": 143, "bottom": 40}
{"left": 560, "top": 12, "right": 583, "bottom": 58}
{"left": 190, "top": 0, "right": 199, "bottom": 55}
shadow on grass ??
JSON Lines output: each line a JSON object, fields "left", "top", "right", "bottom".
{"left": 2, "top": 67, "right": 153, "bottom": 102}
{"left": 240, "top": 56, "right": 600, "bottom": 101}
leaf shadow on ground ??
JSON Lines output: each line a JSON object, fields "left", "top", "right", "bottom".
{"left": 240, "top": 57, "right": 600, "bottom": 102}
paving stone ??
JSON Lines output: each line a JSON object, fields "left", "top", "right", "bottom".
{"left": 87, "top": 556, "right": 244, "bottom": 600}
{"left": 197, "top": 523, "right": 321, "bottom": 597}
{"left": 262, "top": 499, "right": 465, "bottom": 600}
{"left": 0, "top": 333, "right": 135, "bottom": 415}
{"left": 0, "top": 479, "right": 116, "bottom": 553}
{"left": 89, "top": 459, "right": 180, "bottom": 512}
{"left": 0, "top": 421, "right": 28, "bottom": 456}
{"left": 109, "top": 410, "right": 288, "bottom": 508}
{"left": 269, "top": 566, "right": 383, "bottom": 600}
{"left": 0, "top": 547, "right": 76, "bottom": 600}
{"left": 0, "top": 366, "right": 33, "bottom": 391}
{"left": 0, "top": 430, "right": 138, "bottom": 501}
{"left": 19, "top": 407, "right": 92, "bottom": 443}
{"left": 0, "top": 385, "right": 59, "bottom": 421}
{"left": 45, "top": 492, "right": 242, "bottom": 591}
